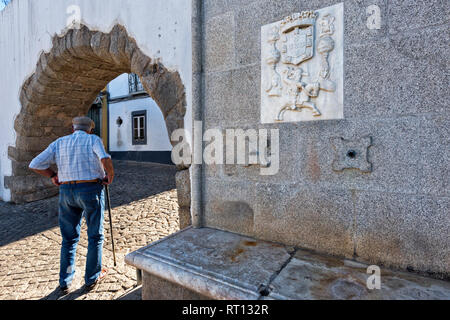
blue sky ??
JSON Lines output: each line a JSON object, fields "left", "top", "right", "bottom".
{"left": 0, "top": 0, "right": 11, "bottom": 12}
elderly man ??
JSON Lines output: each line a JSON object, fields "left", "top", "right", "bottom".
{"left": 29, "top": 116, "right": 115, "bottom": 294}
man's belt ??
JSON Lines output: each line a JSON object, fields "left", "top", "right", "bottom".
{"left": 60, "top": 179, "right": 100, "bottom": 185}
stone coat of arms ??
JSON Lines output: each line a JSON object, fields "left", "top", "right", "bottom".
{"left": 261, "top": 3, "right": 344, "bottom": 124}
{"left": 280, "top": 12, "right": 315, "bottom": 66}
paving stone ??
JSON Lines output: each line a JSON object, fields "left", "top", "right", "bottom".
{"left": 0, "top": 161, "right": 179, "bottom": 300}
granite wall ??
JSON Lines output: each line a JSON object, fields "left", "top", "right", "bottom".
{"left": 199, "top": 0, "right": 449, "bottom": 278}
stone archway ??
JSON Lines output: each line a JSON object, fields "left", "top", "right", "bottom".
{"left": 5, "top": 24, "right": 190, "bottom": 226}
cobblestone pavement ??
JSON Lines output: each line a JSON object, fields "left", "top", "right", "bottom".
{"left": 0, "top": 161, "right": 180, "bottom": 300}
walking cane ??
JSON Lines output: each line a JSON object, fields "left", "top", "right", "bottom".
{"left": 104, "top": 183, "right": 117, "bottom": 267}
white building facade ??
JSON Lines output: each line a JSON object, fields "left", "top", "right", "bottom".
{"left": 107, "top": 73, "right": 173, "bottom": 164}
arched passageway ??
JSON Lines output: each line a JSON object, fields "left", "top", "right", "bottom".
{"left": 6, "top": 25, "right": 187, "bottom": 204}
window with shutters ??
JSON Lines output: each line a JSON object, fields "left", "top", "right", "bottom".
{"left": 131, "top": 110, "right": 147, "bottom": 145}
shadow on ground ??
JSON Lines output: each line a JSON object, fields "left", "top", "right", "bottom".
{"left": 0, "top": 161, "right": 177, "bottom": 248}
{"left": 41, "top": 286, "right": 90, "bottom": 301}
{"left": 117, "top": 286, "right": 142, "bottom": 300}
{"left": 41, "top": 285, "right": 142, "bottom": 300}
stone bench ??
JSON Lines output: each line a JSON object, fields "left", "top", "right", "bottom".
{"left": 125, "top": 227, "right": 450, "bottom": 300}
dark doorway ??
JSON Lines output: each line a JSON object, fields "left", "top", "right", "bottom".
{"left": 88, "top": 102, "right": 102, "bottom": 137}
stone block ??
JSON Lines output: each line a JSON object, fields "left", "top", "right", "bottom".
{"left": 14, "top": 115, "right": 45, "bottom": 137}
{"left": 130, "top": 49, "right": 152, "bottom": 76}
{"left": 178, "top": 207, "right": 192, "bottom": 230}
{"left": 153, "top": 72, "right": 185, "bottom": 117}
{"left": 417, "top": 114, "right": 450, "bottom": 197}
{"left": 21, "top": 187, "right": 59, "bottom": 203}
{"left": 109, "top": 25, "right": 129, "bottom": 67}
{"left": 51, "top": 126, "right": 72, "bottom": 138}
{"left": 126, "top": 228, "right": 291, "bottom": 299}
{"left": 8, "top": 147, "right": 40, "bottom": 163}
{"left": 268, "top": 249, "right": 450, "bottom": 300}
{"left": 298, "top": 116, "right": 419, "bottom": 194}
{"left": 15, "top": 135, "right": 57, "bottom": 152}
{"left": 231, "top": 65, "right": 261, "bottom": 125}
{"left": 343, "top": 0, "right": 388, "bottom": 45}
{"left": 204, "top": 0, "right": 253, "bottom": 20}
{"left": 204, "top": 11, "right": 235, "bottom": 72}
{"left": 345, "top": 34, "right": 448, "bottom": 117}
{"left": 51, "top": 31, "right": 75, "bottom": 64}
{"left": 254, "top": 183, "right": 355, "bottom": 258}
{"left": 202, "top": 122, "right": 303, "bottom": 184}
{"left": 391, "top": 22, "right": 448, "bottom": 64}
{"left": 164, "top": 112, "right": 183, "bottom": 142}
{"left": 11, "top": 160, "right": 32, "bottom": 177}
{"left": 203, "top": 178, "right": 256, "bottom": 237}
{"left": 203, "top": 0, "right": 236, "bottom": 19}
{"left": 204, "top": 65, "right": 260, "bottom": 126}
{"left": 211, "top": 116, "right": 420, "bottom": 195}
{"left": 388, "top": 0, "right": 449, "bottom": 34}
{"left": 90, "top": 31, "right": 115, "bottom": 64}
{"left": 203, "top": 70, "right": 232, "bottom": 123}
{"left": 70, "top": 25, "right": 96, "bottom": 59}
{"left": 10, "top": 186, "right": 59, "bottom": 204}
{"left": 233, "top": 1, "right": 276, "bottom": 67}
{"left": 354, "top": 191, "right": 450, "bottom": 278}
{"left": 142, "top": 271, "right": 208, "bottom": 300}
{"left": 123, "top": 37, "right": 137, "bottom": 64}
{"left": 175, "top": 169, "right": 191, "bottom": 208}
{"left": 5, "top": 175, "right": 55, "bottom": 195}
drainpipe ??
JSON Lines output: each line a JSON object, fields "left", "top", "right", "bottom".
{"left": 190, "top": 0, "right": 203, "bottom": 228}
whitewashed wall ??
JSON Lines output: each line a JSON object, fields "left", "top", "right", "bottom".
{"left": 108, "top": 73, "right": 172, "bottom": 153}
{"left": 0, "top": 0, "right": 192, "bottom": 201}
{"left": 109, "top": 98, "right": 173, "bottom": 153}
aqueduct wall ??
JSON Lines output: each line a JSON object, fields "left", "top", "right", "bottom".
{"left": 0, "top": 0, "right": 193, "bottom": 206}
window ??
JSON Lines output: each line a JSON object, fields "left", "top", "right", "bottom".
{"left": 128, "top": 73, "right": 144, "bottom": 94}
{"left": 132, "top": 110, "right": 147, "bottom": 145}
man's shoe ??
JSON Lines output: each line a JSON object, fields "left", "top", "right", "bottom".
{"left": 60, "top": 285, "right": 71, "bottom": 295}
{"left": 85, "top": 268, "right": 108, "bottom": 291}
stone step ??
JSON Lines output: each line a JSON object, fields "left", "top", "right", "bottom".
{"left": 125, "top": 227, "right": 450, "bottom": 300}
{"left": 10, "top": 187, "right": 59, "bottom": 204}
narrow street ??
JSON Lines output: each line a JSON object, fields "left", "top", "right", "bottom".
{"left": 0, "top": 161, "right": 180, "bottom": 300}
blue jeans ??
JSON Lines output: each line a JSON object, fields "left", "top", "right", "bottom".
{"left": 58, "top": 182, "right": 105, "bottom": 287}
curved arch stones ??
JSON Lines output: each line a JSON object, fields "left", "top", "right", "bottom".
{"left": 5, "top": 25, "right": 189, "bottom": 212}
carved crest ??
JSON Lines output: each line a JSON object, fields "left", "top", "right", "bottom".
{"left": 280, "top": 11, "right": 316, "bottom": 65}
{"left": 261, "top": 3, "right": 344, "bottom": 124}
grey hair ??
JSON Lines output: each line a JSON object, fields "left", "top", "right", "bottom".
{"left": 73, "top": 124, "right": 92, "bottom": 131}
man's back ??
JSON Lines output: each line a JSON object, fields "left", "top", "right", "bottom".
{"left": 30, "top": 130, "right": 109, "bottom": 182}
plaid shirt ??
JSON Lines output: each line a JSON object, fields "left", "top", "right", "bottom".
{"left": 29, "top": 131, "right": 111, "bottom": 182}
